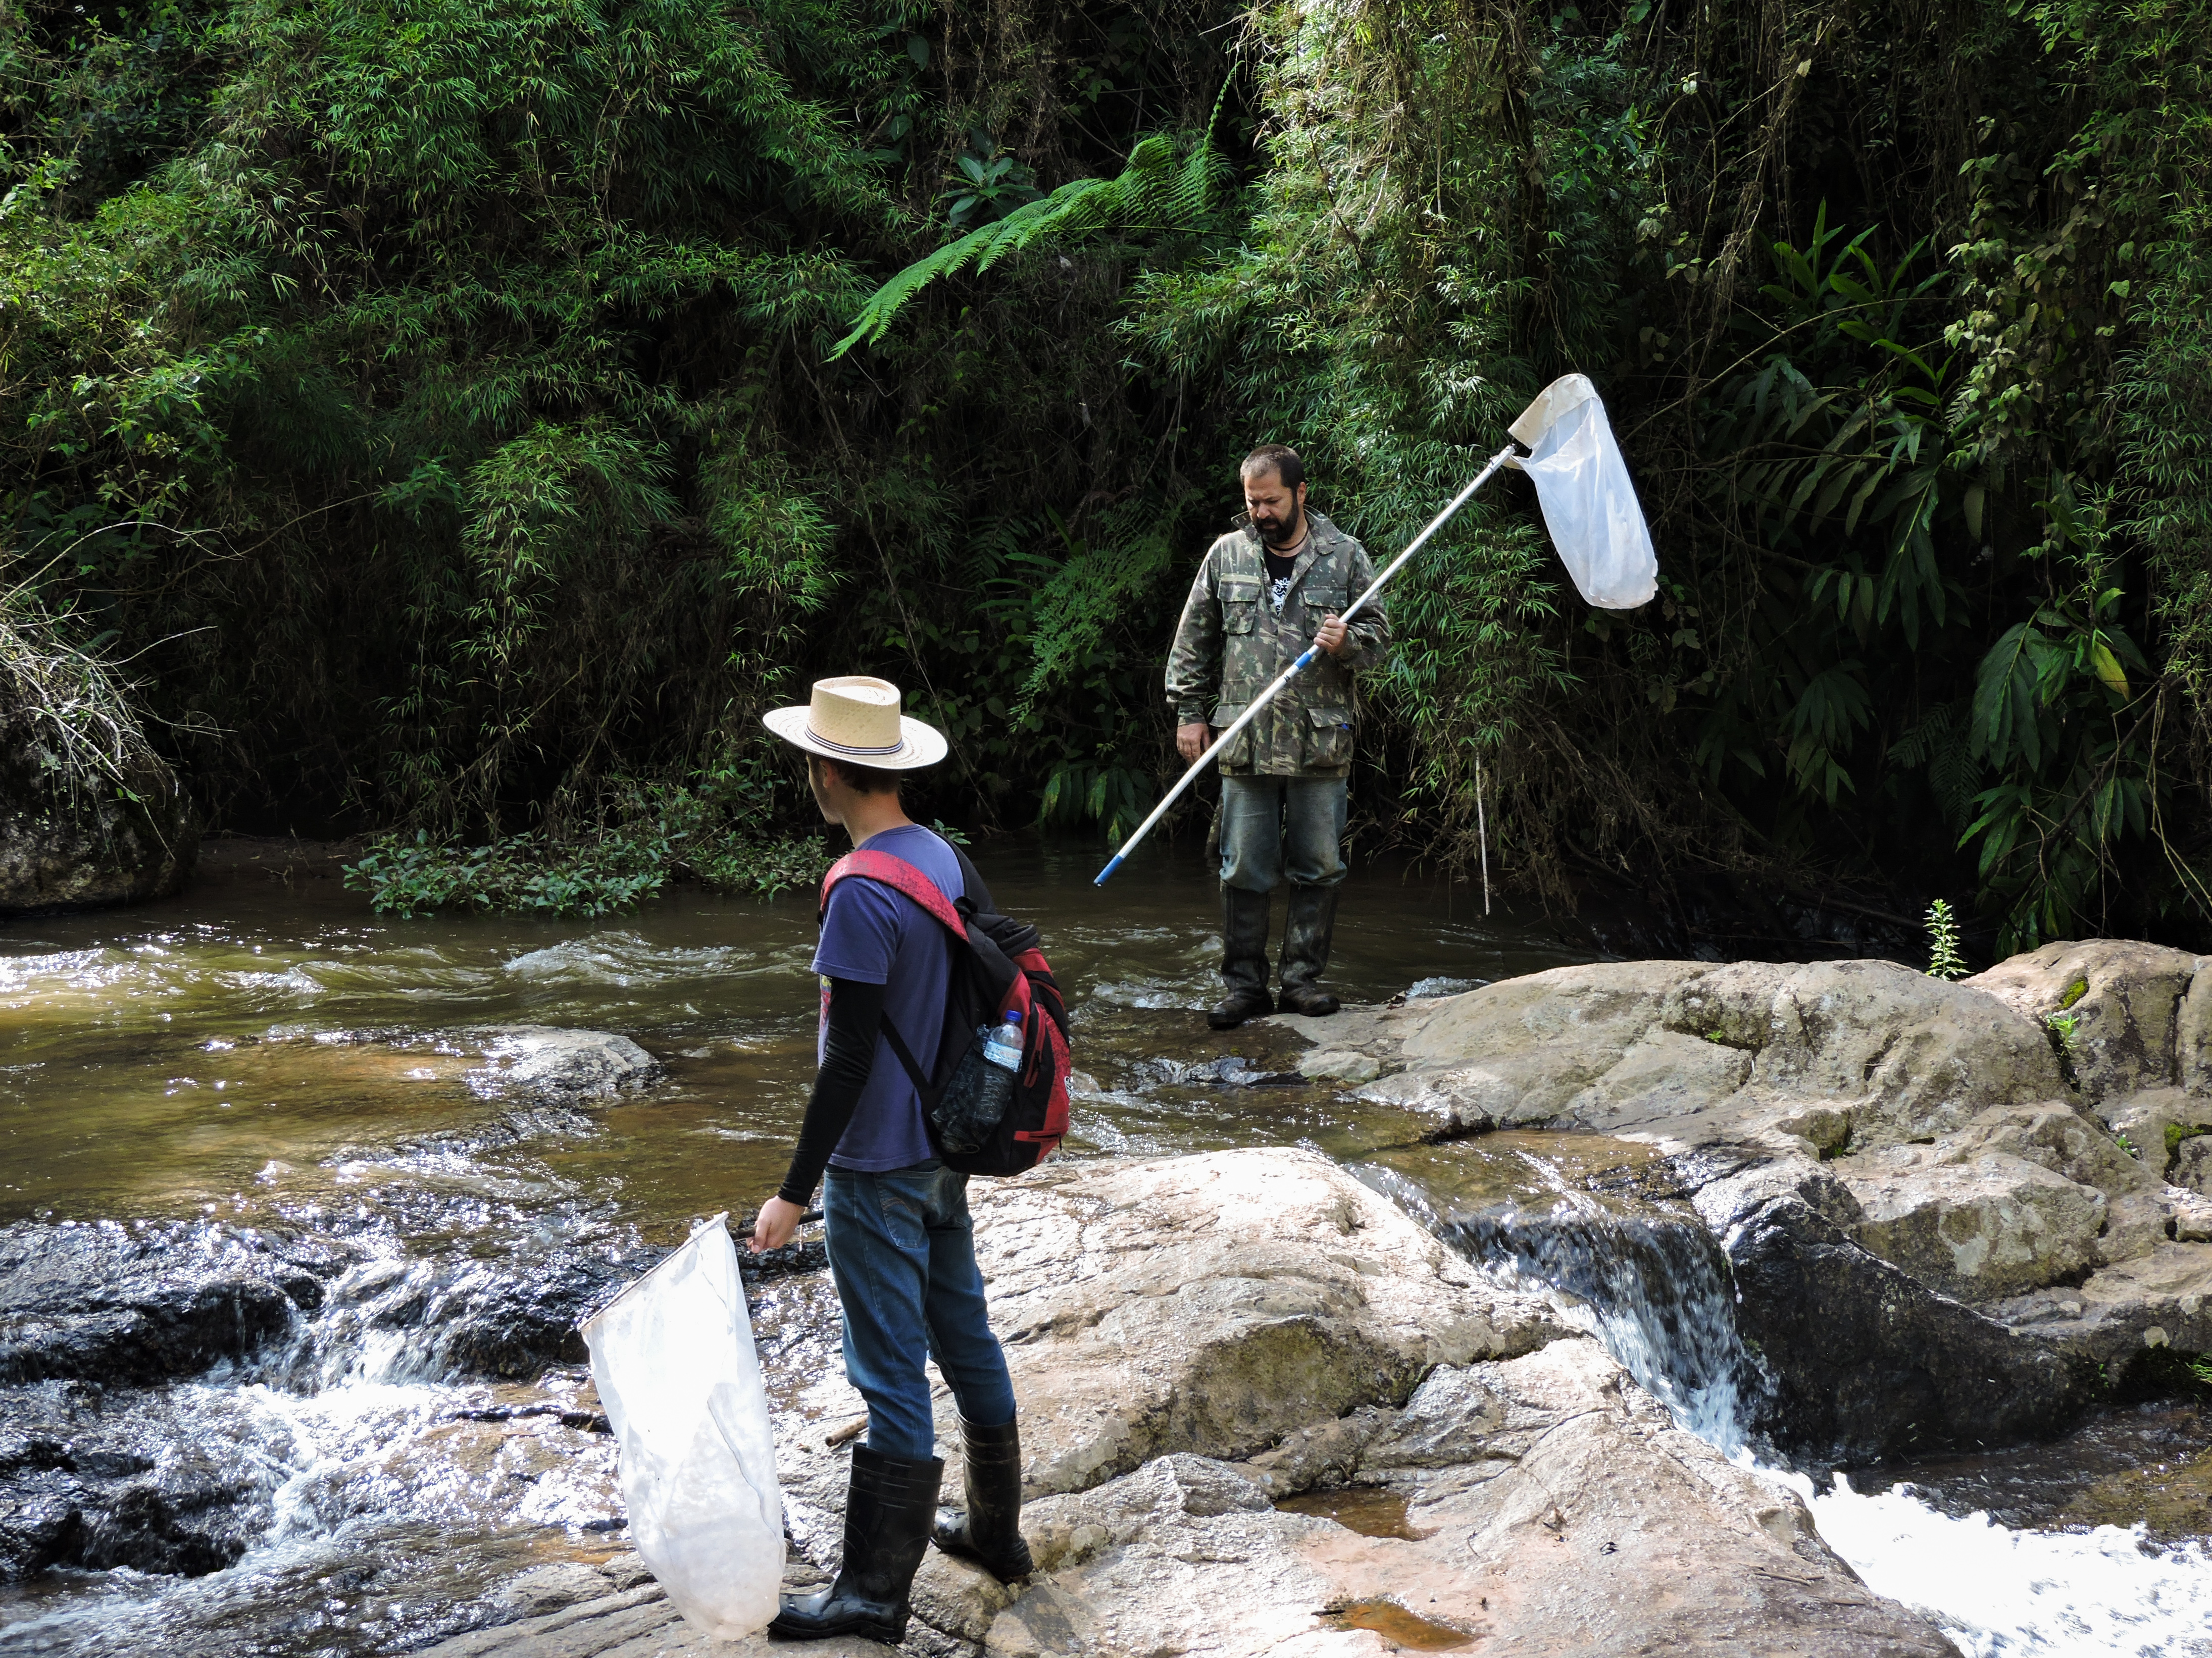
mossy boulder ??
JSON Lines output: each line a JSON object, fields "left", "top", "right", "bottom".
{"left": 0, "top": 735, "right": 197, "bottom": 913}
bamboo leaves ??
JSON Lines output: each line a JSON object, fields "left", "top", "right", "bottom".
{"left": 1784, "top": 662, "right": 1873, "bottom": 803}
{"left": 1971, "top": 620, "right": 2056, "bottom": 774}
{"left": 1958, "top": 492, "right": 2161, "bottom": 949}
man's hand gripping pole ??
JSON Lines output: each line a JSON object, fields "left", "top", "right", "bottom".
{"left": 1094, "top": 442, "right": 1519, "bottom": 887}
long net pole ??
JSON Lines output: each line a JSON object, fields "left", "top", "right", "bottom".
{"left": 1095, "top": 442, "right": 1519, "bottom": 886}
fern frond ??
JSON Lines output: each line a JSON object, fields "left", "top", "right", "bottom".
{"left": 831, "top": 96, "right": 1234, "bottom": 358}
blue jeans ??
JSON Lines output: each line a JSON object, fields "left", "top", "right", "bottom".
{"left": 822, "top": 1161, "right": 1017, "bottom": 1462}
{"left": 1218, "top": 773, "right": 1349, "bottom": 891}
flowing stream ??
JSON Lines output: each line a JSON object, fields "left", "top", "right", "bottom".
{"left": 1367, "top": 1144, "right": 2212, "bottom": 1656}
{"left": 2, "top": 835, "right": 2208, "bottom": 1654}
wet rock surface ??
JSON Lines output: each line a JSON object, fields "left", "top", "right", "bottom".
{"left": 1876, "top": 1398, "right": 2212, "bottom": 1538}
{"left": 418, "top": 1153, "right": 1952, "bottom": 1658}
{"left": 0, "top": 739, "right": 198, "bottom": 916}
{"left": 0, "top": 1382, "right": 276, "bottom": 1580}
{"left": 0, "top": 1210, "right": 758, "bottom": 1589}
{"left": 1276, "top": 947, "right": 2212, "bottom": 1461}
{"left": 0, "top": 1220, "right": 357, "bottom": 1386}
{"left": 1711, "top": 1172, "right": 2077, "bottom": 1461}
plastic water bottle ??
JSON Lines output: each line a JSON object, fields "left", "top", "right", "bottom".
{"left": 974, "top": 1008, "right": 1025, "bottom": 1129}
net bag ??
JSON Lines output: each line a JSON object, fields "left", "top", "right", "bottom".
{"left": 1510, "top": 374, "right": 1657, "bottom": 610}
{"left": 580, "top": 1216, "right": 783, "bottom": 1637}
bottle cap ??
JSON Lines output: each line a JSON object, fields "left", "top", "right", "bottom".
{"left": 1007, "top": 1008, "right": 1024, "bottom": 1023}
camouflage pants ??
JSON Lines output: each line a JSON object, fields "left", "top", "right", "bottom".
{"left": 1217, "top": 774, "right": 1347, "bottom": 892}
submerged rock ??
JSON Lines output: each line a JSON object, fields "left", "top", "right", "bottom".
{"left": 0, "top": 1220, "right": 356, "bottom": 1386}
{"left": 464, "top": 1026, "right": 665, "bottom": 1101}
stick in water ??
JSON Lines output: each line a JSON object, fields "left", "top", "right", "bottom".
{"left": 1095, "top": 441, "right": 1520, "bottom": 885}
{"left": 1476, "top": 756, "right": 1490, "bottom": 917}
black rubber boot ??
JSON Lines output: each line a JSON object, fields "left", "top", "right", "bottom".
{"left": 770, "top": 1444, "right": 943, "bottom": 1642}
{"left": 1276, "top": 884, "right": 1341, "bottom": 1016}
{"left": 931, "top": 1414, "right": 1034, "bottom": 1581}
{"left": 1209, "top": 885, "right": 1274, "bottom": 1029}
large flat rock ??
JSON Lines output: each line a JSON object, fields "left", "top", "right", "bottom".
{"left": 1271, "top": 945, "right": 2212, "bottom": 1457}
{"left": 969, "top": 1148, "right": 1567, "bottom": 1494}
{"left": 991, "top": 1338, "right": 1951, "bottom": 1657}
{"left": 408, "top": 1582, "right": 883, "bottom": 1656}
{"left": 423, "top": 1343, "right": 1952, "bottom": 1656}
{"left": 420, "top": 1153, "right": 1950, "bottom": 1658}
{"left": 766, "top": 1148, "right": 1568, "bottom": 1566}
{"left": 1360, "top": 957, "right": 2068, "bottom": 1154}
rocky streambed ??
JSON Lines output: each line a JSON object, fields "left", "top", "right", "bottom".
{"left": 1299, "top": 939, "right": 2212, "bottom": 1463}
{"left": 6, "top": 865, "right": 2212, "bottom": 1656}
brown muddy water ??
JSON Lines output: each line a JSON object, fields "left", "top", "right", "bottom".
{"left": 4, "top": 837, "right": 2209, "bottom": 1656}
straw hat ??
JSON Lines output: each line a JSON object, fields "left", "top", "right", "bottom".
{"left": 762, "top": 676, "right": 948, "bottom": 770}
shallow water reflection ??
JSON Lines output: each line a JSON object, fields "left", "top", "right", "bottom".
{"left": 0, "top": 835, "right": 1587, "bottom": 1233}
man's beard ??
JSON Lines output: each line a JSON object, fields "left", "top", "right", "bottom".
{"left": 1255, "top": 508, "right": 1303, "bottom": 548}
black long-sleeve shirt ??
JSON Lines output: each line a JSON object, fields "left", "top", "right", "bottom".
{"left": 776, "top": 976, "right": 887, "bottom": 1206}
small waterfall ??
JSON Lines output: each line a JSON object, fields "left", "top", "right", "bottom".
{"left": 1446, "top": 1201, "right": 1770, "bottom": 1456}
{"left": 1352, "top": 1162, "right": 1769, "bottom": 1454}
{"left": 1365, "top": 1158, "right": 2212, "bottom": 1658}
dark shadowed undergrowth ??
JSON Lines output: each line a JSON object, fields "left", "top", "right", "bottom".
{"left": 1, "top": 0, "right": 2207, "bottom": 946}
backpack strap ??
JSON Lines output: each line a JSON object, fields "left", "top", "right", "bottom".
{"left": 820, "top": 848, "right": 966, "bottom": 937}
{"left": 819, "top": 847, "right": 969, "bottom": 1103}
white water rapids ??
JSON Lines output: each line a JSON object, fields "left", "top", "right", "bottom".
{"left": 1797, "top": 1473, "right": 2212, "bottom": 1656}
{"left": 1455, "top": 1187, "right": 2212, "bottom": 1658}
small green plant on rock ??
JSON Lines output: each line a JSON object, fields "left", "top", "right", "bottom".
{"left": 1922, "top": 899, "right": 1968, "bottom": 980}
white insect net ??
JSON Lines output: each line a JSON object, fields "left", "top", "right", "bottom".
{"left": 1511, "top": 373, "right": 1658, "bottom": 610}
{"left": 581, "top": 1216, "right": 784, "bottom": 1637}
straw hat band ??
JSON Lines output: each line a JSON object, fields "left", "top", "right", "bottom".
{"left": 802, "top": 724, "right": 904, "bottom": 757}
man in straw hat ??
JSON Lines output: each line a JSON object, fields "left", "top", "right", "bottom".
{"left": 1165, "top": 443, "right": 1388, "bottom": 1028}
{"left": 747, "top": 676, "right": 1032, "bottom": 1644}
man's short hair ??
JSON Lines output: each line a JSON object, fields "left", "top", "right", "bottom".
{"left": 810, "top": 752, "right": 905, "bottom": 796}
{"left": 1240, "top": 444, "right": 1305, "bottom": 490}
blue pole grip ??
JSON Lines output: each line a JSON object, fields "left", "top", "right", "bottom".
{"left": 1294, "top": 646, "right": 1319, "bottom": 670}
{"left": 1093, "top": 852, "right": 1126, "bottom": 887}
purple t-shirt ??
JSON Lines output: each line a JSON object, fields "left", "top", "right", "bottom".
{"left": 812, "top": 824, "right": 964, "bottom": 1172}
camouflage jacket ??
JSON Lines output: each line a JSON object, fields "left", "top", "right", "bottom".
{"left": 1163, "top": 510, "right": 1388, "bottom": 776}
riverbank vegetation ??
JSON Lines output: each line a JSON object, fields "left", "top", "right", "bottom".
{"left": 2, "top": 0, "right": 2206, "bottom": 947}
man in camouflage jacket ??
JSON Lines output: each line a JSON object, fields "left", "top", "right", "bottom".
{"left": 1165, "top": 444, "right": 1388, "bottom": 1027}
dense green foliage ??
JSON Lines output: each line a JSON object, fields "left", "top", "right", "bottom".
{"left": 3, "top": 0, "right": 2207, "bottom": 947}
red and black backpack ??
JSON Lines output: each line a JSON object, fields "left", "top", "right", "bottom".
{"left": 817, "top": 843, "right": 1071, "bottom": 1177}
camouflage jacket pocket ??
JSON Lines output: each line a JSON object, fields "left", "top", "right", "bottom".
{"left": 1303, "top": 705, "right": 1353, "bottom": 770}
{"left": 1301, "top": 584, "right": 1349, "bottom": 634}
{"left": 1211, "top": 702, "right": 1252, "bottom": 768}
{"left": 1220, "top": 578, "right": 1260, "bottom": 635}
